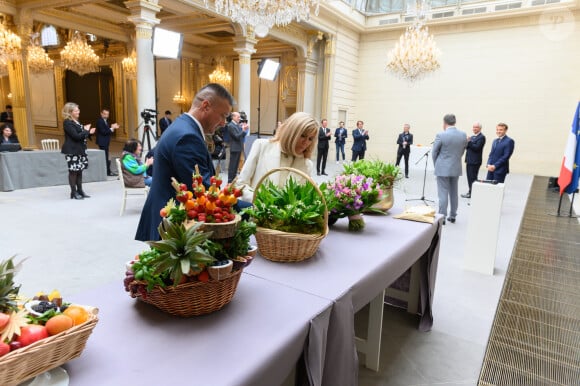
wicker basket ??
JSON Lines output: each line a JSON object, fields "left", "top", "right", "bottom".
{"left": 129, "top": 268, "right": 242, "bottom": 317}
{"left": 184, "top": 214, "right": 241, "bottom": 239}
{"left": 0, "top": 306, "right": 99, "bottom": 386}
{"left": 252, "top": 167, "right": 328, "bottom": 263}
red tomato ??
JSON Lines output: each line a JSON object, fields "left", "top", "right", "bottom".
{"left": 179, "top": 183, "right": 188, "bottom": 191}
{"left": 17, "top": 325, "right": 49, "bottom": 347}
{"left": 160, "top": 208, "right": 168, "bottom": 218}
{"left": 0, "top": 342, "right": 10, "bottom": 357}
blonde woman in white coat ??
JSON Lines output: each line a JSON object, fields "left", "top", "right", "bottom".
{"left": 237, "top": 112, "right": 318, "bottom": 202}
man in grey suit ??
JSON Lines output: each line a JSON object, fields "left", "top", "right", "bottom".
{"left": 432, "top": 114, "right": 467, "bottom": 224}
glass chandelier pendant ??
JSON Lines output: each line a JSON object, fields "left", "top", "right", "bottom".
{"left": 60, "top": 31, "right": 100, "bottom": 76}
{"left": 122, "top": 50, "right": 137, "bottom": 79}
{"left": 387, "top": 0, "right": 441, "bottom": 82}
{"left": 205, "top": 0, "right": 320, "bottom": 37}
{"left": 0, "top": 24, "right": 22, "bottom": 62}
{"left": 27, "top": 34, "right": 54, "bottom": 74}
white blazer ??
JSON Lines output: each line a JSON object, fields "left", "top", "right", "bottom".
{"left": 237, "top": 139, "right": 314, "bottom": 202}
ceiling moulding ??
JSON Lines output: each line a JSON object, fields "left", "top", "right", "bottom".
{"left": 318, "top": 1, "right": 367, "bottom": 32}
{"left": 34, "top": 8, "right": 130, "bottom": 42}
{"left": 0, "top": 3, "right": 17, "bottom": 15}
{"left": 74, "top": 3, "right": 130, "bottom": 25}
{"left": 19, "top": 0, "right": 95, "bottom": 10}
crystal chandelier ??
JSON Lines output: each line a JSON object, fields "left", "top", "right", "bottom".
{"left": 60, "top": 31, "right": 99, "bottom": 76}
{"left": 209, "top": 58, "right": 231, "bottom": 89}
{"left": 122, "top": 50, "right": 137, "bottom": 79}
{"left": 27, "top": 34, "right": 54, "bottom": 74}
{"left": 386, "top": 1, "right": 440, "bottom": 82}
{"left": 205, "top": 0, "right": 320, "bottom": 37}
{"left": 0, "top": 24, "right": 22, "bottom": 62}
{"left": 172, "top": 92, "right": 186, "bottom": 105}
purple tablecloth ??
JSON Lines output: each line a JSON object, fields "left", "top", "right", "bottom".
{"left": 245, "top": 210, "right": 442, "bottom": 386}
{"left": 66, "top": 275, "right": 332, "bottom": 386}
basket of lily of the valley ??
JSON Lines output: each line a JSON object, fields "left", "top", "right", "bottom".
{"left": 244, "top": 167, "right": 328, "bottom": 263}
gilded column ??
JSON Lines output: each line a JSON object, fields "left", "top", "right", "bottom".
{"left": 125, "top": 0, "right": 161, "bottom": 152}
{"left": 233, "top": 35, "right": 257, "bottom": 121}
{"left": 321, "top": 35, "right": 335, "bottom": 122}
{"left": 8, "top": 13, "right": 34, "bottom": 147}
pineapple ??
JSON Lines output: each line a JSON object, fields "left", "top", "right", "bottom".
{"left": 146, "top": 218, "right": 217, "bottom": 286}
{"left": 0, "top": 256, "right": 29, "bottom": 342}
{"left": 0, "top": 257, "right": 22, "bottom": 313}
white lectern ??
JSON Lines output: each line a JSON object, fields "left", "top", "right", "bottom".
{"left": 464, "top": 181, "right": 505, "bottom": 275}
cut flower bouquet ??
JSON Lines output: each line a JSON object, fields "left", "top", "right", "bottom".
{"left": 321, "top": 174, "right": 382, "bottom": 231}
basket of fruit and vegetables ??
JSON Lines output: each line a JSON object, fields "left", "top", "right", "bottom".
{"left": 124, "top": 170, "right": 256, "bottom": 317}
{"left": 243, "top": 167, "right": 328, "bottom": 263}
{"left": 0, "top": 257, "right": 98, "bottom": 386}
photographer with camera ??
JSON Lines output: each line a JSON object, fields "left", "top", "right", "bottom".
{"left": 226, "top": 111, "right": 249, "bottom": 183}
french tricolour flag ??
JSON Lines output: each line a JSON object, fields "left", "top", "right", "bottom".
{"left": 558, "top": 102, "right": 580, "bottom": 195}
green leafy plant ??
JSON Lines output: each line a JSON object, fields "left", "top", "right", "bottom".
{"left": 243, "top": 177, "right": 326, "bottom": 234}
{"left": 221, "top": 220, "right": 257, "bottom": 258}
{"left": 343, "top": 159, "right": 401, "bottom": 188}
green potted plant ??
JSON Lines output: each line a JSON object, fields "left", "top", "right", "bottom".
{"left": 243, "top": 168, "right": 328, "bottom": 262}
{"left": 342, "top": 159, "right": 402, "bottom": 211}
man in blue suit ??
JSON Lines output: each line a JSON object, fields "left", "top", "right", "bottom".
{"left": 432, "top": 114, "right": 467, "bottom": 224}
{"left": 486, "top": 122, "right": 514, "bottom": 184}
{"left": 351, "top": 120, "right": 369, "bottom": 161}
{"left": 461, "top": 122, "right": 486, "bottom": 198}
{"left": 135, "top": 84, "right": 233, "bottom": 242}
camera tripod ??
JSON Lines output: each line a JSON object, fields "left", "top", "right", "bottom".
{"left": 135, "top": 120, "right": 157, "bottom": 152}
{"left": 406, "top": 148, "right": 435, "bottom": 205}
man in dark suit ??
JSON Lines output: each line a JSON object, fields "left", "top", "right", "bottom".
{"left": 158, "top": 110, "right": 172, "bottom": 136}
{"left": 334, "top": 121, "right": 347, "bottom": 163}
{"left": 227, "top": 111, "right": 249, "bottom": 183}
{"left": 396, "top": 123, "right": 413, "bottom": 178}
{"left": 136, "top": 83, "right": 233, "bottom": 242}
{"left": 351, "top": 120, "right": 369, "bottom": 161}
{"left": 95, "top": 108, "right": 119, "bottom": 176}
{"left": 461, "top": 122, "right": 486, "bottom": 198}
{"left": 0, "top": 105, "right": 13, "bottom": 124}
{"left": 316, "top": 118, "right": 331, "bottom": 175}
{"left": 486, "top": 122, "right": 515, "bottom": 184}
{"left": 432, "top": 114, "right": 467, "bottom": 224}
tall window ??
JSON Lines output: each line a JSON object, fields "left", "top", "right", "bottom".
{"left": 40, "top": 25, "right": 58, "bottom": 47}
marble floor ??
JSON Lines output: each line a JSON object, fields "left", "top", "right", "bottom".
{"left": 0, "top": 155, "right": 533, "bottom": 386}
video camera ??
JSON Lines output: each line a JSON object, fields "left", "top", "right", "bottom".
{"left": 240, "top": 111, "right": 248, "bottom": 124}
{"left": 140, "top": 109, "right": 157, "bottom": 125}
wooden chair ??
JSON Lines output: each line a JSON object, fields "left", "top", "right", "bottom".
{"left": 41, "top": 139, "right": 59, "bottom": 151}
{"left": 116, "top": 158, "right": 149, "bottom": 216}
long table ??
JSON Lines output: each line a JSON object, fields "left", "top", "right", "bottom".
{"left": 65, "top": 210, "right": 441, "bottom": 386}
{"left": 0, "top": 149, "right": 106, "bottom": 191}
{"left": 245, "top": 211, "right": 442, "bottom": 386}
{"left": 66, "top": 275, "right": 333, "bottom": 386}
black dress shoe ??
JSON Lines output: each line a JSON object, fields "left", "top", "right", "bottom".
{"left": 461, "top": 193, "right": 471, "bottom": 198}
{"left": 447, "top": 217, "right": 456, "bottom": 223}
{"left": 78, "top": 191, "right": 91, "bottom": 198}
{"left": 317, "top": 172, "right": 320, "bottom": 176}
{"left": 322, "top": 172, "right": 328, "bottom": 175}
{"left": 71, "top": 192, "right": 84, "bottom": 200}
{"left": 107, "top": 171, "right": 118, "bottom": 176}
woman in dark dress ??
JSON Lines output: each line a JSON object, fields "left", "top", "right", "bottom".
{"left": 60, "top": 102, "right": 96, "bottom": 200}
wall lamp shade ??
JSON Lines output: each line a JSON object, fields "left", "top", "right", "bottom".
{"left": 152, "top": 28, "right": 183, "bottom": 59}
{"left": 257, "top": 59, "right": 280, "bottom": 81}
